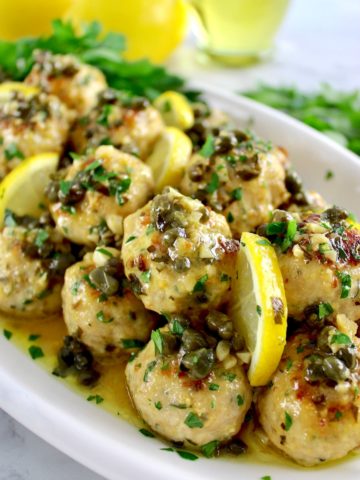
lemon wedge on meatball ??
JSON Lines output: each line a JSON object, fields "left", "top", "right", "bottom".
{"left": 229, "top": 232, "right": 288, "bottom": 387}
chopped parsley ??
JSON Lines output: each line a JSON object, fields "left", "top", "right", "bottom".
{"left": 4, "top": 143, "right": 24, "bottom": 161}
{"left": 87, "top": 394, "right": 104, "bottom": 404}
{"left": 28, "top": 334, "right": 41, "bottom": 341}
{"left": 193, "top": 274, "right": 208, "bottom": 293}
{"left": 184, "top": 412, "right": 204, "bottom": 429}
{"left": 284, "top": 411, "right": 293, "bottom": 431}
{"left": 97, "top": 104, "right": 113, "bottom": 127}
{"left": 285, "top": 359, "right": 293, "bottom": 371}
{"left": 335, "top": 410, "right": 343, "bottom": 421}
{"left": 34, "top": 229, "right": 49, "bottom": 247}
{"left": 318, "top": 302, "right": 334, "bottom": 319}
{"left": 96, "top": 310, "right": 114, "bottom": 323}
{"left": 121, "top": 339, "right": 144, "bottom": 349}
{"left": 201, "top": 440, "right": 219, "bottom": 458}
{"left": 154, "top": 401, "right": 162, "bottom": 410}
{"left": 151, "top": 329, "right": 163, "bottom": 355}
{"left": 3, "top": 329, "right": 12, "bottom": 340}
{"left": 170, "top": 319, "right": 185, "bottom": 335}
{"left": 209, "top": 383, "right": 220, "bottom": 391}
{"left": 176, "top": 450, "right": 199, "bottom": 461}
{"left": 96, "top": 247, "right": 113, "bottom": 257}
{"left": 220, "top": 273, "right": 230, "bottom": 282}
{"left": 227, "top": 212, "right": 234, "bottom": 223}
{"left": 256, "top": 305, "right": 262, "bottom": 316}
{"left": 139, "top": 428, "right": 155, "bottom": 438}
{"left": 125, "top": 235, "right": 137, "bottom": 243}
{"left": 330, "top": 332, "right": 352, "bottom": 345}
{"left": 140, "top": 270, "right": 151, "bottom": 283}
{"left": 143, "top": 360, "right": 156, "bottom": 382}
{"left": 325, "top": 170, "right": 334, "bottom": 180}
{"left": 336, "top": 271, "right": 352, "bottom": 298}
{"left": 237, "top": 394, "right": 244, "bottom": 406}
{"left": 206, "top": 172, "right": 220, "bottom": 194}
{"left": 199, "top": 134, "right": 215, "bottom": 158}
{"left": 231, "top": 187, "right": 243, "bottom": 200}
{"left": 28, "top": 345, "right": 44, "bottom": 360}
{"left": 223, "top": 372, "right": 236, "bottom": 382}
{"left": 59, "top": 180, "right": 72, "bottom": 195}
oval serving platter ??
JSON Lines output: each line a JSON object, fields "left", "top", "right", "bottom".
{"left": 0, "top": 84, "right": 359, "bottom": 480}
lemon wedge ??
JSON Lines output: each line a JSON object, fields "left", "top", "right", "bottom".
{"left": 0, "top": 82, "right": 40, "bottom": 101}
{"left": 146, "top": 127, "right": 192, "bottom": 193}
{"left": 0, "top": 152, "right": 59, "bottom": 224}
{"left": 154, "top": 91, "right": 194, "bottom": 131}
{"left": 229, "top": 232, "right": 288, "bottom": 387}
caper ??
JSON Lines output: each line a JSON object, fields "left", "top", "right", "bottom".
{"left": 321, "top": 206, "right": 348, "bottom": 224}
{"left": 322, "top": 356, "right": 350, "bottom": 382}
{"left": 272, "top": 209, "right": 295, "bottom": 223}
{"left": 285, "top": 169, "right": 304, "bottom": 195}
{"left": 181, "top": 328, "right": 208, "bottom": 352}
{"left": 173, "top": 257, "right": 191, "bottom": 272}
{"left": 215, "top": 134, "right": 237, "bottom": 154}
{"left": 199, "top": 206, "right": 210, "bottom": 223}
{"left": 206, "top": 311, "right": 233, "bottom": 339}
{"left": 235, "top": 153, "right": 261, "bottom": 180}
{"left": 317, "top": 326, "right": 337, "bottom": 353}
{"left": 161, "top": 333, "right": 179, "bottom": 355}
{"left": 103, "top": 257, "right": 123, "bottom": 277}
{"left": 181, "top": 348, "right": 215, "bottom": 379}
{"left": 231, "top": 333, "right": 245, "bottom": 352}
{"left": 49, "top": 252, "right": 76, "bottom": 275}
{"left": 305, "top": 360, "right": 325, "bottom": 383}
{"left": 163, "top": 227, "right": 184, "bottom": 246}
{"left": 222, "top": 438, "right": 247, "bottom": 455}
{"left": 89, "top": 267, "right": 119, "bottom": 295}
{"left": 304, "top": 303, "right": 324, "bottom": 329}
{"left": 45, "top": 180, "right": 60, "bottom": 202}
{"left": 336, "top": 347, "right": 357, "bottom": 370}
{"left": 188, "top": 163, "right": 204, "bottom": 182}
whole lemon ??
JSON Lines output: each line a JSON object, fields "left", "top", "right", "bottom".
{"left": 66, "top": 0, "right": 188, "bottom": 63}
{"left": 0, "top": 0, "right": 72, "bottom": 39}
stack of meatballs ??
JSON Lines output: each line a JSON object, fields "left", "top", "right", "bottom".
{"left": 1, "top": 51, "right": 360, "bottom": 467}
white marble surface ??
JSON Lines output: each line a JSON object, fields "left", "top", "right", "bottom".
{"left": 1, "top": 0, "right": 359, "bottom": 479}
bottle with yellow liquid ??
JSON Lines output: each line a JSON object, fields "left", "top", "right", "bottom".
{"left": 189, "top": 0, "right": 289, "bottom": 65}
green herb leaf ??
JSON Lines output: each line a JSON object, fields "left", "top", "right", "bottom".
{"left": 176, "top": 450, "right": 199, "bottom": 461}
{"left": 4, "top": 143, "right": 24, "bottom": 161}
{"left": 206, "top": 172, "right": 219, "bottom": 194}
{"left": 170, "top": 319, "right": 185, "bottom": 335}
{"left": 231, "top": 187, "right": 242, "bottom": 200}
{"left": 226, "top": 212, "right": 234, "bottom": 223}
{"left": 28, "top": 334, "right": 41, "bottom": 341}
{"left": 199, "top": 134, "right": 215, "bottom": 157}
{"left": 121, "top": 339, "right": 144, "bottom": 349}
{"left": 3, "top": 329, "right": 12, "bottom": 340}
{"left": 139, "top": 428, "right": 155, "bottom": 438}
{"left": 237, "top": 394, "right": 244, "bottom": 406}
{"left": 87, "top": 394, "right": 104, "bottom": 404}
{"left": 140, "top": 270, "right": 151, "bottom": 283}
{"left": 318, "top": 302, "right": 334, "bottom": 319}
{"left": 284, "top": 411, "right": 292, "bottom": 431}
{"left": 34, "top": 229, "right": 49, "bottom": 247}
{"left": 151, "top": 329, "right": 163, "bottom": 355}
{"left": 184, "top": 412, "right": 204, "bottom": 429}
{"left": 96, "top": 247, "right": 113, "bottom": 257}
{"left": 330, "top": 332, "right": 352, "bottom": 345}
{"left": 60, "top": 180, "right": 72, "bottom": 195}
{"left": 155, "top": 401, "right": 162, "bottom": 410}
{"left": 193, "top": 274, "right": 208, "bottom": 293}
{"left": 125, "top": 235, "right": 137, "bottom": 243}
{"left": 201, "top": 440, "right": 219, "bottom": 458}
{"left": 336, "top": 271, "right": 352, "bottom": 298}
{"left": 143, "top": 360, "right": 156, "bottom": 382}
{"left": 96, "top": 310, "right": 114, "bottom": 323}
{"left": 28, "top": 345, "right": 44, "bottom": 360}
{"left": 209, "top": 383, "right": 220, "bottom": 391}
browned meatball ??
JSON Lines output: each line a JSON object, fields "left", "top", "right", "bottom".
{"left": 180, "top": 129, "right": 289, "bottom": 237}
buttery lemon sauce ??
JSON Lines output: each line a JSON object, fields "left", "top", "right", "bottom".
{"left": 1, "top": 312, "right": 356, "bottom": 470}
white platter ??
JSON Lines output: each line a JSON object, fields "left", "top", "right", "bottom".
{"left": 1, "top": 84, "right": 360, "bottom": 480}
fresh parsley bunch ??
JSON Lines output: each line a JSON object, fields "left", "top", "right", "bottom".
{"left": 0, "top": 19, "right": 185, "bottom": 100}
{"left": 244, "top": 84, "right": 360, "bottom": 155}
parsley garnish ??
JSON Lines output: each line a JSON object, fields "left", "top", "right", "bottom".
{"left": 206, "top": 172, "right": 219, "bottom": 194}
{"left": 231, "top": 187, "right": 243, "bottom": 200}
{"left": 151, "top": 329, "right": 163, "bottom": 355}
{"left": 155, "top": 401, "right": 162, "bottom": 410}
{"left": 3, "top": 329, "right": 12, "bottom": 340}
{"left": 121, "top": 339, "right": 144, "bottom": 349}
{"left": 140, "top": 270, "right": 151, "bottom": 283}
{"left": 28, "top": 334, "right": 41, "bottom": 341}
{"left": 139, "top": 428, "right": 155, "bottom": 438}
{"left": 176, "top": 450, "right": 199, "bottom": 461}
{"left": 184, "top": 412, "right": 204, "bottom": 429}
{"left": 34, "top": 229, "right": 49, "bottom": 247}
{"left": 87, "top": 394, "right": 104, "bottom": 404}
{"left": 256, "top": 305, "right": 262, "bottom": 315}
{"left": 125, "top": 235, "right": 137, "bottom": 243}
{"left": 193, "top": 274, "right": 208, "bottom": 293}
{"left": 199, "top": 134, "right": 215, "bottom": 157}
{"left": 170, "top": 319, "right": 185, "bottom": 335}
{"left": 28, "top": 345, "right": 44, "bottom": 360}
{"left": 143, "top": 360, "right": 156, "bottom": 382}
{"left": 201, "top": 440, "right": 219, "bottom": 458}
{"left": 227, "top": 212, "right": 234, "bottom": 223}
{"left": 318, "top": 302, "right": 334, "bottom": 319}
{"left": 284, "top": 411, "right": 293, "bottom": 431}
{"left": 209, "top": 383, "right": 219, "bottom": 391}
{"left": 336, "top": 271, "right": 351, "bottom": 298}
{"left": 325, "top": 170, "right": 334, "bottom": 180}
{"left": 330, "top": 332, "right": 352, "bottom": 345}
{"left": 96, "top": 247, "right": 113, "bottom": 257}
{"left": 96, "top": 310, "right": 114, "bottom": 323}
{"left": 237, "top": 394, "right": 244, "bottom": 406}
{"left": 4, "top": 143, "right": 24, "bottom": 161}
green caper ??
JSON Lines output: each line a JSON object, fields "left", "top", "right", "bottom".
{"left": 231, "top": 333, "right": 245, "bottom": 352}
{"left": 168, "top": 315, "right": 190, "bottom": 335}
{"left": 89, "top": 267, "right": 119, "bottom": 295}
{"left": 49, "top": 252, "right": 76, "bottom": 276}
{"left": 322, "top": 356, "right": 350, "bottom": 382}
{"left": 206, "top": 311, "right": 233, "bottom": 339}
{"left": 161, "top": 333, "right": 179, "bottom": 355}
{"left": 181, "top": 328, "right": 208, "bottom": 352}
{"left": 181, "top": 348, "right": 215, "bottom": 379}
{"left": 321, "top": 206, "right": 349, "bottom": 224}
{"left": 173, "top": 257, "right": 191, "bottom": 272}
{"left": 304, "top": 303, "right": 324, "bottom": 329}
{"left": 305, "top": 358, "right": 325, "bottom": 383}
{"left": 317, "top": 326, "right": 337, "bottom": 353}
{"left": 336, "top": 347, "right": 357, "bottom": 370}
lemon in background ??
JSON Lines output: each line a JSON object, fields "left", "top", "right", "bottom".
{"left": 0, "top": 0, "right": 72, "bottom": 39}
{"left": 66, "top": 0, "right": 188, "bottom": 63}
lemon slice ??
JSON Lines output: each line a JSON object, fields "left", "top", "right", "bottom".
{"left": 154, "top": 91, "right": 194, "bottom": 130}
{"left": 229, "top": 232, "right": 288, "bottom": 387}
{"left": 146, "top": 127, "right": 192, "bottom": 193}
{"left": 0, "top": 81, "right": 40, "bottom": 101}
{"left": 0, "top": 152, "right": 59, "bottom": 224}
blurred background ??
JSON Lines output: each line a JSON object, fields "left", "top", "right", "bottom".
{"left": 0, "top": 1, "right": 359, "bottom": 479}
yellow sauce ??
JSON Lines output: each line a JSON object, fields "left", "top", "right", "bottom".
{"left": 0, "top": 311, "right": 357, "bottom": 470}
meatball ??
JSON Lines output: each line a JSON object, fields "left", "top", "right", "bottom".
{"left": 25, "top": 51, "right": 107, "bottom": 115}
{"left": 263, "top": 208, "right": 360, "bottom": 322}
{"left": 62, "top": 249, "right": 157, "bottom": 357}
{"left": 122, "top": 188, "right": 238, "bottom": 314}
{"left": 0, "top": 88, "right": 74, "bottom": 179}
{"left": 126, "top": 328, "right": 252, "bottom": 448}
{"left": 257, "top": 329, "right": 360, "bottom": 466}
{"left": 70, "top": 88, "right": 163, "bottom": 159}
{"left": 180, "top": 129, "right": 289, "bottom": 237}
{"left": 0, "top": 212, "right": 74, "bottom": 317}
{"left": 48, "top": 145, "right": 154, "bottom": 246}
